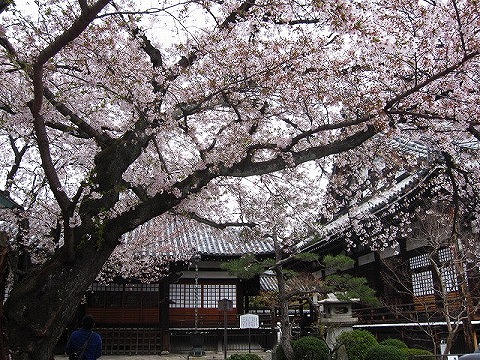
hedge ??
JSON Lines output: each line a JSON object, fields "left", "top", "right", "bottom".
{"left": 402, "top": 348, "right": 435, "bottom": 360}
{"left": 292, "top": 336, "right": 329, "bottom": 360}
{"left": 337, "top": 330, "right": 378, "bottom": 360}
{"left": 227, "top": 354, "right": 263, "bottom": 360}
{"left": 380, "top": 339, "right": 408, "bottom": 349}
{"left": 364, "top": 344, "right": 408, "bottom": 360}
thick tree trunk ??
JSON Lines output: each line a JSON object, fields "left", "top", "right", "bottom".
{"left": 273, "top": 235, "right": 294, "bottom": 360}
{"left": 275, "top": 265, "right": 294, "bottom": 360}
{"left": 3, "top": 230, "right": 116, "bottom": 360}
{"left": 443, "top": 327, "right": 455, "bottom": 359}
{"left": 0, "top": 232, "right": 9, "bottom": 360}
{"left": 463, "top": 317, "right": 475, "bottom": 353}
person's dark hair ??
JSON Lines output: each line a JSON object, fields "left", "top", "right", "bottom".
{"left": 81, "top": 315, "right": 95, "bottom": 330}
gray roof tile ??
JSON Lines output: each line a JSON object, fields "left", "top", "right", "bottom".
{"left": 124, "top": 215, "right": 273, "bottom": 261}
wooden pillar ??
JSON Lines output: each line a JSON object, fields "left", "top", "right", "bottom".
{"left": 159, "top": 280, "right": 170, "bottom": 353}
{"left": 238, "top": 279, "right": 245, "bottom": 315}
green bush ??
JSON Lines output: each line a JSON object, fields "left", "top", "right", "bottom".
{"left": 380, "top": 339, "right": 408, "bottom": 349}
{"left": 273, "top": 345, "right": 286, "bottom": 360}
{"left": 292, "top": 336, "right": 329, "bottom": 360}
{"left": 364, "top": 344, "right": 408, "bottom": 360}
{"left": 402, "top": 348, "right": 435, "bottom": 360}
{"left": 337, "top": 330, "right": 378, "bottom": 360}
{"left": 227, "top": 354, "right": 263, "bottom": 360}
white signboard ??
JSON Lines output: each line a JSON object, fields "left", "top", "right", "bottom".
{"left": 240, "top": 314, "right": 260, "bottom": 329}
{"left": 447, "top": 356, "right": 458, "bottom": 360}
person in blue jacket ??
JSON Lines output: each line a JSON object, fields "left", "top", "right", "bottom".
{"left": 65, "top": 315, "right": 102, "bottom": 360}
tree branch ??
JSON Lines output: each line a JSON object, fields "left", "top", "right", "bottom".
{"left": 384, "top": 52, "right": 479, "bottom": 110}
{"left": 29, "top": 0, "right": 111, "bottom": 224}
{"left": 171, "top": 210, "right": 257, "bottom": 229}
{"left": 467, "top": 123, "right": 480, "bottom": 141}
{"left": 6, "top": 136, "right": 30, "bottom": 191}
{"left": 451, "top": 0, "right": 467, "bottom": 54}
{"left": 107, "top": 124, "right": 378, "bottom": 239}
{"left": 43, "top": 88, "right": 112, "bottom": 148}
{"left": 0, "top": 0, "right": 11, "bottom": 15}
{"left": 223, "top": 124, "right": 378, "bottom": 177}
{"left": 219, "top": 0, "right": 256, "bottom": 29}
{"left": 285, "top": 115, "right": 374, "bottom": 151}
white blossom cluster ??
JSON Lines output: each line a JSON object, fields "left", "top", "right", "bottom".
{"left": 0, "top": 0, "right": 479, "bottom": 279}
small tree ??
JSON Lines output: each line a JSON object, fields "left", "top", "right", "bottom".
{"left": 228, "top": 354, "right": 263, "bottom": 360}
{"left": 223, "top": 254, "right": 377, "bottom": 360}
{"left": 336, "top": 329, "right": 378, "bottom": 360}
{"left": 403, "top": 348, "right": 435, "bottom": 360}
{"left": 292, "top": 336, "right": 329, "bottom": 360}
{"left": 381, "top": 203, "right": 480, "bottom": 356}
{"left": 322, "top": 255, "right": 379, "bottom": 306}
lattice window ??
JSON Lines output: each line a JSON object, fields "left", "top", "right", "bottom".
{"left": 438, "top": 248, "right": 459, "bottom": 292}
{"left": 206, "top": 284, "right": 236, "bottom": 308}
{"left": 440, "top": 266, "right": 458, "bottom": 292}
{"left": 411, "top": 271, "right": 434, "bottom": 296}
{"left": 143, "top": 284, "right": 159, "bottom": 292}
{"left": 169, "top": 283, "right": 184, "bottom": 308}
{"left": 439, "top": 247, "right": 453, "bottom": 263}
{"left": 184, "top": 284, "right": 196, "bottom": 308}
{"left": 171, "top": 283, "right": 237, "bottom": 308}
{"left": 89, "top": 289, "right": 107, "bottom": 307}
{"left": 142, "top": 284, "right": 160, "bottom": 307}
{"left": 88, "top": 283, "right": 159, "bottom": 308}
{"left": 90, "top": 283, "right": 104, "bottom": 292}
{"left": 409, "top": 254, "right": 430, "bottom": 269}
{"left": 203, "top": 284, "right": 220, "bottom": 308}
{"left": 220, "top": 284, "right": 236, "bottom": 308}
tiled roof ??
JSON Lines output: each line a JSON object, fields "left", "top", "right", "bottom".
{"left": 295, "top": 165, "right": 440, "bottom": 253}
{"left": 125, "top": 215, "right": 274, "bottom": 262}
{"left": 391, "top": 137, "right": 430, "bottom": 158}
{"left": 392, "top": 130, "right": 479, "bottom": 155}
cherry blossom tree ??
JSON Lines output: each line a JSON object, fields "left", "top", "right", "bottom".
{"left": 0, "top": 0, "right": 479, "bottom": 359}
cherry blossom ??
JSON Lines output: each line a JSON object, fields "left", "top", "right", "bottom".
{"left": 0, "top": 0, "right": 479, "bottom": 358}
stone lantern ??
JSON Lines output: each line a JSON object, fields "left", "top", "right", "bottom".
{"left": 318, "top": 293, "right": 358, "bottom": 350}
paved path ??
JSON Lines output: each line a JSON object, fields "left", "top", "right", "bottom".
{"left": 56, "top": 350, "right": 272, "bottom": 360}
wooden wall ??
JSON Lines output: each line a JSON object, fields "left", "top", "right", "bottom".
{"left": 86, "top": 307, "right": 160, "bottom": 325}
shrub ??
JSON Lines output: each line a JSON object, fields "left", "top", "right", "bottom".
{"left": 292, "top": 336, "right": 329, "bottom": 360}
{"left": 380, "top": 339, "right": 408, "bottom": 349}
{"left": 402, "top": 348, "right": 435, "bottom": 360}
{"left": 364, "top": 344, "right": 408, "bottom": 360}
{"left": 273, "top": 344, "right": 286, "bottom": 360}
{"left": 227, "top": 354, "right": 263, "bottom": 360}
{"left": 337, "top": 330, "right": 378, "bottom": 360}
